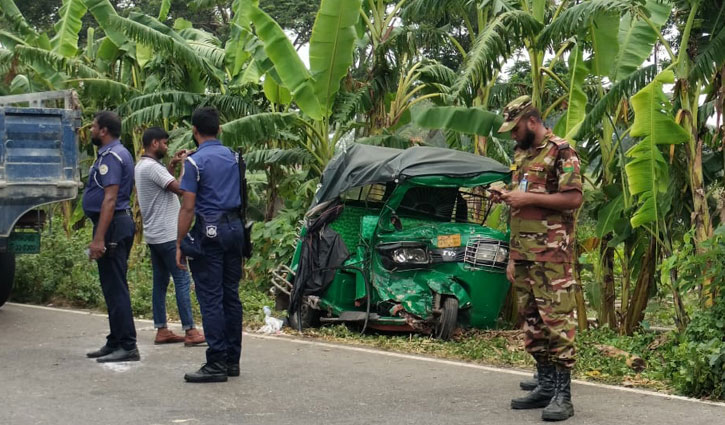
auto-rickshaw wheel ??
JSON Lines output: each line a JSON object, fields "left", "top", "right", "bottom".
{"left": 289, "top": 302, "right": 321, "bottom": 330}
{"left": 435, "top": 297, "right": 458, "bottom": 340}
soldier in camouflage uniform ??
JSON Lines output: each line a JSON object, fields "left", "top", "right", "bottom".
{"left": 494, "top": 96, "right": 583, "bottom": 422}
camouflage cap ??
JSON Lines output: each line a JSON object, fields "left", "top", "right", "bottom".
{"left": 498, "top": 95, "right": 533, "bottom": 133}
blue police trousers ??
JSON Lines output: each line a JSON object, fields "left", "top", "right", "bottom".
{"left": 188, "top": 216, "right": 244, "bottom": 365}
{"left": 94, "top": 213, "right": 137, "bottom": 351}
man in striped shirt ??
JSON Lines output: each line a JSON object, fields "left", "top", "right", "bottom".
{"left": 135, "top": 127, "right": 205, "bottom": 346}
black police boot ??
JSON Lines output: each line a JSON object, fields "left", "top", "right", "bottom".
{"left": 96, "top": 347, "right": 140, "bottom": 363}
{"left": 510, "top": 363, "right": 555, "bottom": 409}
{"left": 227, "top": 362, "right": 240, "bottom": 377}
{"left": 184, "top": 362, "right": 228, "bottom": 383}
{"left": 86, "top": 345, "right": 115, "bottom": 358}
{"left": 542, "top": 367, "right": 574, "bottom": 421}
{"left": 520, "top": 372, "right": 538, "bottom": 391}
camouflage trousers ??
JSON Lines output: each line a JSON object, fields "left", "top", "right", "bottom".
{"left": 514, "top": 261, "right": 577, "bottom": 369}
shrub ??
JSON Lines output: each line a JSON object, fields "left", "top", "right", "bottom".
{"left": 667, "top": 300, "right": 725, "bottom": 398}
{"left": 14, "top": 217, "right": 271, "bottom": 325}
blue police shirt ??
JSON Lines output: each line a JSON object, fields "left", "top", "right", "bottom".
{"left": 180, "top": 140, "right": 241, "bottom": 219}
{"left": 82, "top": 140, "right": 135, "bottom": 215}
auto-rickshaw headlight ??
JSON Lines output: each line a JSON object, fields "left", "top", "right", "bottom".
{"left": 464, "top": 238, "right": 509, "bottom": 270}
{"left": 392, "top": 247, "right": 429, "bottom": 264}
{"left": 376, "top": 242, "right": 431, "bottom": 269}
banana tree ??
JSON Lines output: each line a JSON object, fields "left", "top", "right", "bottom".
{"left": 669, "top": 0, "right": 725, "bottom": 305}
{"left": 245, "top": 0, "right": 362, "bottom": 173}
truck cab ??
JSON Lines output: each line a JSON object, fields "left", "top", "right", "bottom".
{"left": 0, "top": 91, "right": 81, "bottom": 306}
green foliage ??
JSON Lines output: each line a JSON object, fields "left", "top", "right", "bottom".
{"left": 258, "top": 0, "right": 320, "bottom": 47}
{"left": 625, "top": 70, "right": 690, "bottom": 229}
{"left": 51, "top": 0, "right": 87, "bottom": 58}
{"left": 537, "top": 0, "right": 633, "bottom": 49}
{"left": 245, "top": 207, "right": 304, "bottom": 289}
{"left": 552, "top": 43, "right": 588, "bottom": 142}
{"left": 13, "top": 217, "right": 268, "bottom": 324}
{"left": 451, "top": 10, "right": 542, "bottom": 99}
{"left": 14, "top": 222, "right": 102, "bottom": 307}
{"left": 308, "top": 0, "right": 361, "bottom": 115}
{"left": 689, "top": 22, "right": 725, "bottom": 83}
{"left": 575, "top": 64, "right": 658, "bottom": 140}
{"left": 661, "top": 226, "right": 725, "bottom": 295}
{"left": 611, "top": 0, "right": 670, "bottom": 82}
{"left": 250, "top": 4, "right": 322, "bottom": 120}
{"left": 411, "top": 106, "right": 503, "bottom": 137}
{"left": 667, "top": 299, "right": 725, "bottom": 398}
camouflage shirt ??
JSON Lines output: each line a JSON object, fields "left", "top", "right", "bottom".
{"left": 509, "top": 132, "right": 582, "bottom": 263}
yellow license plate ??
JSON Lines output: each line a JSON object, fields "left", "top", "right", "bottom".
{"left": 437, "top": 234, "right": 461, "bottom": 248}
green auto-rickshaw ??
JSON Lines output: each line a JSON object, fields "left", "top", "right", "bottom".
{"left": 272, "top": 142, "right": 511, "bottom": 339}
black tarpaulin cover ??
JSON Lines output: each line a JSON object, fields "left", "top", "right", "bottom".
{"left": 289, "top": 204, "right": 350, "bottom": 317}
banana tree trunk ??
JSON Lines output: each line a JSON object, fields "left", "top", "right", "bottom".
{"left": 265, "top": 166, "right": 283, "bottom": 220}
{"left": 623, "top": 237, "right": 656, "bottom": 335}
{"left": 675, "top": 1, "right": 714, "bottom": 306}
{"left": 574, "top": 254, "right": 588, "bottom": 331}
{"left": 678, "top": 97, "right": 714, "bottom": 304}
{"left": 599, "top": 237, "right": 617, "bottom": 329}
{"left": 619, "top": 240, "right": 632, "bottom": 330}
{"left": 670, "top": 265, "right": 689, "bottom": 331}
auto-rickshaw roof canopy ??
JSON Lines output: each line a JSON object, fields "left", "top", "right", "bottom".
{"left": 312, "top": 142, "right": 511, "bottom": 207}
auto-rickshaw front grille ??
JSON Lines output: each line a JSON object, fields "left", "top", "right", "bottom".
{"left": 431, "top": 247, "right": 466, "bottom": 263}
{"left": 464, "top": 237, "right": 509, "bottom": 270}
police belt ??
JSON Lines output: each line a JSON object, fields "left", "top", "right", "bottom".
{"left": 114, "top": 209, "right": 132, "bottom": 217}
{"left": 88, "top": 208, "right": 131, "bottom": 223}
{"left": 196, "top": 210, "right": 241, "bottom": 225}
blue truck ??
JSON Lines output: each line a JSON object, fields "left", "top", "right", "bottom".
{"left": 0, "top": 91, "right": 81, "bottom": 307}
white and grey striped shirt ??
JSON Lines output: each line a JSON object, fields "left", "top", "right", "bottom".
{"left": 134, "top": 157, "right": 180, "bottom": 245}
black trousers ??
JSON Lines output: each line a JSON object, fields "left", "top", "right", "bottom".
{"left": 93, "top": 213, "right": 137, "bottom": 350}
{"left": 188, "top": 215, "right": 244, "bottom": 364}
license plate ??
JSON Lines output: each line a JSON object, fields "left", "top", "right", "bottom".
{"left": 9, "top": 232, "right": 41, "bottom": 254}
{"left": 437, "top": 234, "right": 461, "bottom": 248}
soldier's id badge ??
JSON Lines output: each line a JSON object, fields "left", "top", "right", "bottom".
{"left": 205, "top": 225, "right": 218, "bottom": 238}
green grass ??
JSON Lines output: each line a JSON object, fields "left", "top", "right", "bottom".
{"left": 277, "top": 322, "right": 675, "bottom": 393}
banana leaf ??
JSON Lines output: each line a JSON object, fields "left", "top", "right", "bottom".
{"left": 625, "top": 70, "right": 689, "bottom": 229}
{"left": 250, "top": 5, "right": 322, "bottom": 120}
{"left": 308, "top": 0, "right": 361, "bottom": 116}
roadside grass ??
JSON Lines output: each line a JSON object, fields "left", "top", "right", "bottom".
{"left": 270, "top": 322, "right": 674, "bottom": 394}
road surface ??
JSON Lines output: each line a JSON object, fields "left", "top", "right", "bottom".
{"left": 1, "top": 303, "right": 723, "bottom": 425}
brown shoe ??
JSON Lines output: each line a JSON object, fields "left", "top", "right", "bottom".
{"left": 185, "top": 328, "right": 206, "bottom": 346}
{"left": 155, "top": 327, "right": 185, "bottom": 344}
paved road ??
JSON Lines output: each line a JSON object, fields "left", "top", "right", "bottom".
{"left": 1, "top": 303, "right": 723, "bottom": 425}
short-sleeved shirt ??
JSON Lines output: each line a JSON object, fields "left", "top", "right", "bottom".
{"left": 83, "top": 140, "right": 135, "bottom": 216}
{"left": 508, "top": 132, "right": 582, "bottom": 263}
{"left": 179, "top": 140, "right": 241, "bottom": 219}
{"left": 134, "top": 157, "right": 180, "bottom": 244}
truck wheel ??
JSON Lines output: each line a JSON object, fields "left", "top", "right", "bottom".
{"left": 0, "top": 252, "right": 16, "bottom": 308}
{"left": 435, "top": 297, "right": 458, "bottom": 340}
{"left": 289, "top": 302, "right": 321, "bottom": 330}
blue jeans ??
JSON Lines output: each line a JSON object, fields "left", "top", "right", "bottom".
{"left": 149, "top": 241, "right": 195, "bottom": 330}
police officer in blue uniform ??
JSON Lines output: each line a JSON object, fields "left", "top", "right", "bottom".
{"left": 83, "top": 111, "right": 139, "bottom": 363}
{"left": 176, "top": 107, "right": 244, "bottom": 382}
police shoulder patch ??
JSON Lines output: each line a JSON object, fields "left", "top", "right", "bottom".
{"left": 99, "top": 164, "right": 109, "bottom": 175}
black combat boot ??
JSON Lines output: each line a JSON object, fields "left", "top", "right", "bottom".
{"left": 184, "top": 362, "right": 228, "bottom": 383}
{"left": 511, "top": 363, "right": 555, "bottom": 409}
{"left": 520, "top": 371, "right": 538, "bottom": 391}
{"left": 542, "top": 367, "right": 574, "bottom": 421}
